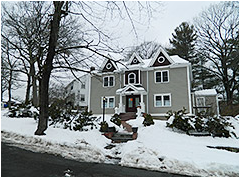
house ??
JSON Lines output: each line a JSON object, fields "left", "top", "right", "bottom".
{"left": 88, "top": 47, "right": 195, "bottom": 118}
{"left": 65, "top": 74, "right": 89, "bottom": 110}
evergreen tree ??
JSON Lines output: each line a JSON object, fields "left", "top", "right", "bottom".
{"left": 167, "top": 22, "right": 201, "bottom": 90}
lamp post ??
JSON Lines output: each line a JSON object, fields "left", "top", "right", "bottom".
{"left": 103, "top": 96, "right": 106, "bottom": 122}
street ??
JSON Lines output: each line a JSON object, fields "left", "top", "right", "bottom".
{"left": 1, "top": 142, "right": 191, "bottom": 177}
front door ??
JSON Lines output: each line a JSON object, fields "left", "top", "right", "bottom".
{"left": 126, "top": 95, "right": 140, "bottom": 112}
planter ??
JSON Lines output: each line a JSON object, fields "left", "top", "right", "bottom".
{"left": 132, "top": 127, "right": 138, "bottom": 133}
{"left": 107, "top": 126, "right": 116, "bottom": 133}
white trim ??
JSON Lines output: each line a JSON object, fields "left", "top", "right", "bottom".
{"left": 149, "top": 47, "right": 174, "bottom": 67}
{"left": 157, "top": 56, "right": 165, "bottom": 63}
{"left": 103, "top": 75, "right": 115, "bottom": 87}
{"left": 187, "top": 65, "right": 192, "bottom": 114}
{"left": 128, "top": 72, "right": 136, "bottom": 84}
{"left": 150, "top": 113, "right": 168, "bottom": 117}
{"left": 127, "top": 52, "right": 144, "bottom": 65}
{"left": 88, "top": 74, "right": 91, "bottom": 112}
{"left": 106, "top": 63, "right": 112, "bottom": 70}
{"left": 147, "top": 70, "right": 149, "bottom": 114}
{"left": 216, "top": 95, "right": 220, "bottom": 115}
{"left": 154, "top": 93, "right": 172, "bottom": 107}
{"left": 101, "top": 96, "right": 115, "bottom": 109}
{"left": 154, "top": 70, "right": 169, "bottom": 83}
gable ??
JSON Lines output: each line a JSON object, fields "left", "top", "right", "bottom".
{"left": 127, "top": 53, "right": 144, "bottom": 66}
{"left": 152, "top": 52, "right": 171, "bottom": 67}
{"left": 102, "top": 60, "right": 117, "bottom": 72}
{"left": 149, "top": 47, "right": 174, "bottom": 67}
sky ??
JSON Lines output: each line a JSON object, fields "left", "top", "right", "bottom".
{"left": 120, "top": 1, "right": 218, "bottom": 47}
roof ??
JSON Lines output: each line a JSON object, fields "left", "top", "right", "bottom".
{"left": 194, "top": 89, "right": 217, "bottom": 96}
{"left": 98, "top": 47, "right": 190, "bottom": 73}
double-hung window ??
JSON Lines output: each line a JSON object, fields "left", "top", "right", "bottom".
{"left": 154, "top": 94, "right": 171, "bottom": 107}
{"left": 103, "top": 76, "right": 114, "bottom": 87}
{"left": 155, "top": 70, "right": 169, "bottom": 83}
{"left": 102, "top": 96, "right": 115, "bottom": 108}
{"left": 80, "top": 94, "right": 85, "bottom": 102}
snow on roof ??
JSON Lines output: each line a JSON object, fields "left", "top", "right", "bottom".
{"left": 170, "top": 55, "right": 189, "bottom": 64}
{"left": 194, "top": 89, "right": 217, "bottom": 96}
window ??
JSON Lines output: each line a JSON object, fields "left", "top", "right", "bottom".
{"left": 103, "top": 76, "right": 114, "bottom": 87}
{"left": 81, "top": 82, "right": 85, "bottom": 89}
{"left": 154, "top": 94, "right": 171, "bottom": 107}
{"left": 101, "top": 96, "right": 115, "bottom": 108}
{"left": 71, "top": 85, "right": 73, "bottom": 90}
{"left": 80, "top": 94, "right": 85, "bottom": 102}
{"left": 128, "top": 73, "right": 136, "bottom": 84}
{"left": 155, "top": 70, "right": 169, "bottom": 83}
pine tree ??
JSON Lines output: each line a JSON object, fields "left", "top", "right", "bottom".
{"left": 167, "top": 22, "right": 203, "bottom": 90}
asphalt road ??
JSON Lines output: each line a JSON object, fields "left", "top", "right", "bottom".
{"left": 1, "top": 142, "right": 190, "bottom": 177}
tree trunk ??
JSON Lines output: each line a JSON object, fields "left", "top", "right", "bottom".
{"left": 34, "top": 1, "right": 64, "bottom": 135}
{"left": 8, "top": 70, "right": 13, "bottom": 109}
{"left": 32, "top": 65, "right": 38, "bottom": 107}
{"left": 25, "top": 75, "right": 31, "bottom": 105}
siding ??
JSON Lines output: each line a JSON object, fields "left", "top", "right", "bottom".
{"left": 90, "top": 73, "right": 121, "bottom": 114}
{"left": 147, "top": 66, "right": 190, "bottom": 114}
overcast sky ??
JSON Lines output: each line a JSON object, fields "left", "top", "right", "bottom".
{"left": 121, "top": 1, "right": 218, "bottom": 47}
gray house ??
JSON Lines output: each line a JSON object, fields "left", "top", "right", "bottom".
{"left": 88, "top": 47, "right": 196, "bottom": 118}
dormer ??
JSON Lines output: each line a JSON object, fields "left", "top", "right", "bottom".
{"left": 100, "top": 58, "right": 118, "bottom": 73}
{"left": 127, "top": 53, "right": 144, "bottom": 66}
{"left": 149, "top": 47, "right": 174, "bottom": 67}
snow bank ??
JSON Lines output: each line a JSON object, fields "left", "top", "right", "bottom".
{"left": 2, "top": 109, "right": 239, "bottom": 177}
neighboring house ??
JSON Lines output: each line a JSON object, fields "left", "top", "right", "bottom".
{"left": 89, "top": 47, "right": 194, "bottom": 118}
{"left": 192, "top": 89, "right": 219, "bottom": 116}
{"left": 65, "top": 74, "right": 89, "bottom": 110}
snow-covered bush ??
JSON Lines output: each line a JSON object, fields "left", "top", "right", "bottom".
{"left": 166, "top": 108, "right": 237, "bottom": 138}
{"left": 143, "top": 113, "right": 154, "bottom": 126}
{"left": 110, "top": 114, "right": 121, "bottom": 127}
{"left": 99, "top": 121, "right": 108, "bottom": 132}
{"left": 8, "top": 104, "right": 39, "bottom": 118}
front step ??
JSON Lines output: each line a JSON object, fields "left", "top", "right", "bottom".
{"left": 119, "top": 112, "right": 136, "bottom": 121}
{"left": 111, "top": 132, "right": 134, "bottom": 143}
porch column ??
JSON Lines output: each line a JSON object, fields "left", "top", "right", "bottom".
{"left": 119, "top": 94, "right": 123, "bottom": 113}
{"left": 140, "top": 93, "right": 145, "bottom": 113}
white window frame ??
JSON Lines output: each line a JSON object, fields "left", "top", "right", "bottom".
{"left": 81, "top": 82, "right": 86, "bottom": 89}
{"left": 196, "top": 97, "right": 205, "bottom": 107}
{"left": 154, "top": 93, "right": 172, "bottom": 107}
{"left": 128, "top": 72, "right": 136, "bottom": 84}
{"left": 101, "top": 96, "right": 115, "bottom": 109}
{"left": 155, "top": 70, "right": 169, "bottom": 83}
{"left": 103, "top": 76, "right": 115, "bottom": 87}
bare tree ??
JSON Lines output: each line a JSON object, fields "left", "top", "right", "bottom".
{"left": 194, "top": 2, "right": 239, "bottom": 104}
{"left": 2, "top": 1, "right": 162, "bottom": 135}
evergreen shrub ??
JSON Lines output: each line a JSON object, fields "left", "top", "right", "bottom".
{"left": 143, "top": 113, "right": 154, "bottom": 126}
{"left": 166, "top": 108, "right": 236, "bottom": 138}
{"left": 110, "top": 114, "right": 121, "bottom": 127}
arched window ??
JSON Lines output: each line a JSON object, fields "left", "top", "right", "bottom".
{"left": 128, "top": 73, "right": 136, "bottom": 84}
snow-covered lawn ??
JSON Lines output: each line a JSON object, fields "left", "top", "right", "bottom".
{"left": 1, "top": 108, "right": 239, "bottom": 177}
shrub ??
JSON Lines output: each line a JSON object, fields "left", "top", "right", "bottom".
{"left": 143, "top": 113, "right": 154, "bottom": 126}
{"left": 8, "top": 103, "right": 38, "bottom": 118}
{"left": 72, "top": 110, "right": 97, "bottom": 131}
{"left": 100, "top": 121, "right": 109, "bottom": 132}
{"left": 110, "top": 114, "right": 121, "bottom": 127}
{"left": 166, "top": 108, "right": 236, "bottom": 138}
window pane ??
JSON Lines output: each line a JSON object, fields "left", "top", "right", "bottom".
{"left": 129, "top": 73, "right": 135, "bottom": 84}
{"left": 109, "top": 77, "right": 114, "bottom": 86}
{"left": 109, "top": 98, "right": 114, "bottom": 108}
{"left": 156, "top": 72, "right": 161, "bottom": 82}
{"left": 164, "top": 95, "right": 170, "bottom": 106}
{"left": 128, "top": 98, "right": 133, "bottom": 107}
{"left": 135, "top": 98, "right": 140, "bottom": 107}
{"left": 80, "top": 94, "right": 85, "bottom": 101}
{"left": 156, "top": 96, "right": 162, "bottom": 107}
{"left": 163, "top": 71, "right": 168, "bottom": 82}
{"left": 104, "top": 77, "right": 108, "bottom": 87}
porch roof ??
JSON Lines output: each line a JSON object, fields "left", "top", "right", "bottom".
{"left": 116, "top": 84, "right": 147, "bottom": 95}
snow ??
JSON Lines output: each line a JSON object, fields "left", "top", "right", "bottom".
{"left": 170, "top": 55, "right": 189, "bottom": 64}
{"left": 194, "top": 89, "right": 217, "bottom": 96}
{"left": 1, "top": 109, "right": 239, "bottom": 177}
